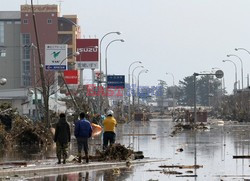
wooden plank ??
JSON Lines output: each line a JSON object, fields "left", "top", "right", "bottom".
{"left": 233, "top": 156, "right": 250, "bottom": 159}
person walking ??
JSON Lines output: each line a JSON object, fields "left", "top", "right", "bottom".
{"left": 74, "top": 112, "right": 93, "bottom": 163}
{"left": 54, "top": 113, "right": 71, "bottom": 164}
{"left": 103, "top": 110, "right": 117, "bottom": 150}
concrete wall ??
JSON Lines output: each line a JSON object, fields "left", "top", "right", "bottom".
{"left": 0, "top": 12, "right": 21, "bottom": 89}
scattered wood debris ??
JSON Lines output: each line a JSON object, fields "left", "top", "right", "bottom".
{"left": 163, "top": 169, "right": 182, "bottom": 175}
{"left": 0, "top": 103, "right": 53, "bottom": 147}
{"left": 170, "top": 123, "right": 209, "bottom": 136}
{"left": 96, "top": 143, "right": 134, "bottom": 161}
{"left": 159, "top": 165, "right": 203, "bottom": 169}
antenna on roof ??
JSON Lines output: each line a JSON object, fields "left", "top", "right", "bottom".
{"left": 57, "top": 0, "right": 64, "bottom": 14}
{"left": 25, "top": 0, "right": 27, "bottom": 4}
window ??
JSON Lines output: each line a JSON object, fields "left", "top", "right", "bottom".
{"left": 0, "top": 48, "right": 6, "bottom": 57}
{"left": 23, "top": 47, "right": 30, "bottom": 59}
{"left": 23, "top": 19, "right": 28, "bottom": 24}
{"left": 22, "top": 61, "right": 31, "bottom": 86}
{"left": 47, "top": 19, "right": 52, "bottom": 24}
{"left": 22, "top": 33, "right": 30, "bottom": 45}
{"left": 0, "top": 22, "right": 4, "bottom": 44}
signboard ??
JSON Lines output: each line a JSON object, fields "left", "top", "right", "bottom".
{"left": 76, "top": 39, "right": 99, "bottom": 69}
{"left": 107, "top": 75, "right": 125, "bottom": 88}
{"left": 64, "top": 70, "right": 78, "bottom": 84}
{"left": 45, "top": 44, "right": 68, "bottom": 70}
{"left": 215, "top": 70, "right": 224, "bottom": 79}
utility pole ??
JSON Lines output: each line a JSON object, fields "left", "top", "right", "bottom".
{"left": 31, "top": 43, "right": 39, "bottom": 121}
{"left": 31, "top": 0, "right": 49, "bottom": 127}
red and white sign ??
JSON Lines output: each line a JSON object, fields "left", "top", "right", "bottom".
{"left": 76, "top": 39, "right": 99, "bottom": 69}
{"left": 64, "top": 70, "right": 78, "bottom": 84}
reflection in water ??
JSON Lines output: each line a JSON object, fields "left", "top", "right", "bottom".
{"left": 4, "top": 120, "right": 250, "bottom": 180}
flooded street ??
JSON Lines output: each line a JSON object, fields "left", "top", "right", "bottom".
{"left": 2, "top": 119, "right": 250, "bottom": 181}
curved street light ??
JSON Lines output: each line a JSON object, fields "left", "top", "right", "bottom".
{"left": 235, "top": 48, "right": 250, "bottom": 55}
{"left": 105, "top": 39, "right": 125, "bottom": 86}
{"left": 132, "top": 66, "right": 144, "bottom": 107}
{"left": 137, "top": 69, "right": 149, "bottom": 105}
{"left": 99, "top": 31, "right": 121, "bottom": 77}
{"left": 98, "top": 32, "right": 121, "bottom": 114}
{"left": 227, "top": 54, "right": 243, "bottom": 89}
{"left": 127, "top": 61, "right": 142, "bottom": 123}
{"left": 222, "top": 59, "right": 238, "bottom": 91}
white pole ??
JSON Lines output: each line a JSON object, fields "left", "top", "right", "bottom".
{"left": 91, "top": 68, "right": 95, "bottom": 84}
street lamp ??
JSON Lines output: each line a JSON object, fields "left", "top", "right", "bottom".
{"left": 235, "top": 48, "right": 250, "bottom": 55}
{"left": 99, "top": 32, "right": 121, "bottom": 80}
{"left": 99, "top": 31, "right": 121, "bottom": 114}
{"left": 227, "top": 54, "right": 243, "bottom": 89}
{"left": 105, "top": 39, "right": 125, "bottom": 87}
{"left": 128, "top": 61, "right": 142, "bottom": 123}
{"left": 132, "top": 66, "right": 144, "bottom": 108}
{"left": 0, "top": 78, "right": 7, "bottom": 86}
{"left": 137, "top": 69, "right": 149, "bottom": 105}
{"left": 235, "top": 48, "right": 250, "bottom": 87}
{"left": 166, "top": 72, "right": 175, "bottom": 110}
{"left": 222, "top": 60, "right": 238, "bottom": 91}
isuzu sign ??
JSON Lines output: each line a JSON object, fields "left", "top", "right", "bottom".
{"left": 76, "top": 39, "right": 99, "bottom": 69}
{"left": 45, "top": 44, "right": 68, "bottom": 70}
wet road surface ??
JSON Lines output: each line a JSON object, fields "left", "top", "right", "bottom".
{"left": 2, "top": 119, "right": 250, "bottom": 181}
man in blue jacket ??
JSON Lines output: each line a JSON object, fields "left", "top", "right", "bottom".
{"left": 74, "top": 112, "right": 92, "bottom": 163}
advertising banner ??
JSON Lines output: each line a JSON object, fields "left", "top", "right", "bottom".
{"left": 64, "top": 70, "right": 78, "bottom": 84}
{"left": 76, "top": 39, "right": 99, "bottom": 69}
{"left": 45, "top": 44, "right": 68, "bottom": 70}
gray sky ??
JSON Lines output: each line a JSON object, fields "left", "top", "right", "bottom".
{"left": 2, "top": 0, "right": 250, "bottom": 93}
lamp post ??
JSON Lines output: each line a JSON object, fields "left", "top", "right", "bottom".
{"left": 99, "top": 31, "right": 121, "bottom": 115}
{"left": 99, "top": 32, "right": 121, "bottom": 81}
{"left": 137, "top": 69, "right": 148, "bottom": 105}
{"left": 132, "top": 66, "right": 144, "bottom": 109}
{"left": 128, "top": 61, "right": 142, "bottom": 123}
{"left": 222, "top": 60, "right": 238, "bottom": 91}
{"left": 235, "top": 48, "right": 250, "bottom": 87}
{"left": 166, "top": 72, "right": 175, "bottom": 110}
{"left": 105, "top": 39, "right": 125, "bottom": 87}
{"left": 227, "top": 54, "right": 243, "bottom": 89}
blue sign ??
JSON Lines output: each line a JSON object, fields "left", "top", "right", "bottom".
{"left": 45, "top": 65, "right": 67, "bottom": 70}
{"left": 107, "top": 75, "right": 125, "bottom": 88}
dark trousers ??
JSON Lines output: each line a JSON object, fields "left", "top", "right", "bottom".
{"left": 103, "top": 131, "right": 116, "bottom": 150}
{"left": 56, "top": 142, "right": 69, "bottom": 160}
{"left": 76, "top": 137, "right": 89, "bottom": 156}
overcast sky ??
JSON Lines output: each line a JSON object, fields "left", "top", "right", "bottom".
{"left": 2, "top": 0, "right": 250, "bottom": 93}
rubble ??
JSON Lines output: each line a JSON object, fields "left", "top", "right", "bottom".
{"left": 96, "top": 143, "right": 134, "bottom": 161}
{"left": 170, "top": 123, "right": 209, "bottom": 137}
{"left": 0, "top": 103, "right": 53, "bottom": 147}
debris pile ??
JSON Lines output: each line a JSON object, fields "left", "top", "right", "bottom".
{"left": 0, "top": 103, "right": 53, "bottom": 147}
{"left": 8, "top": 116, "right": 53, "bottom": 146}
{"left": 96, "top": 143, "right": 133, "bottom": 161}
{"left": 170, "top": 123, "right": 209, "bottom": 137}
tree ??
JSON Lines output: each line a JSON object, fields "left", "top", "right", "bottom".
{"left": 179, "top": 76, "right": 194, "bottom": 106}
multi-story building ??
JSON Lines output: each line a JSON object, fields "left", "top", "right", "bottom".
{"left": 0, "top": 4, "right": 81, "bottom": 116}
{"left": 0, "top": 11, "right": 21, "bottom": 89}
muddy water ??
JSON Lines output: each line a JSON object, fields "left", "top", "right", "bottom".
{"left": 2, "top": 119, "right": 250, "bottom": 181}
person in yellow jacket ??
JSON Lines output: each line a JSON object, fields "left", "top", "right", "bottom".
{"left": 103, "top": 110, "right": 117, "bottom": 150}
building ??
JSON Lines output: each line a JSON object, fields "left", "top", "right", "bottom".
{"left": 0, "top": 4, "right": 81, "bottom": 116}
{"left": 0, "top": 11, "right": 21, "bottom": 89}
